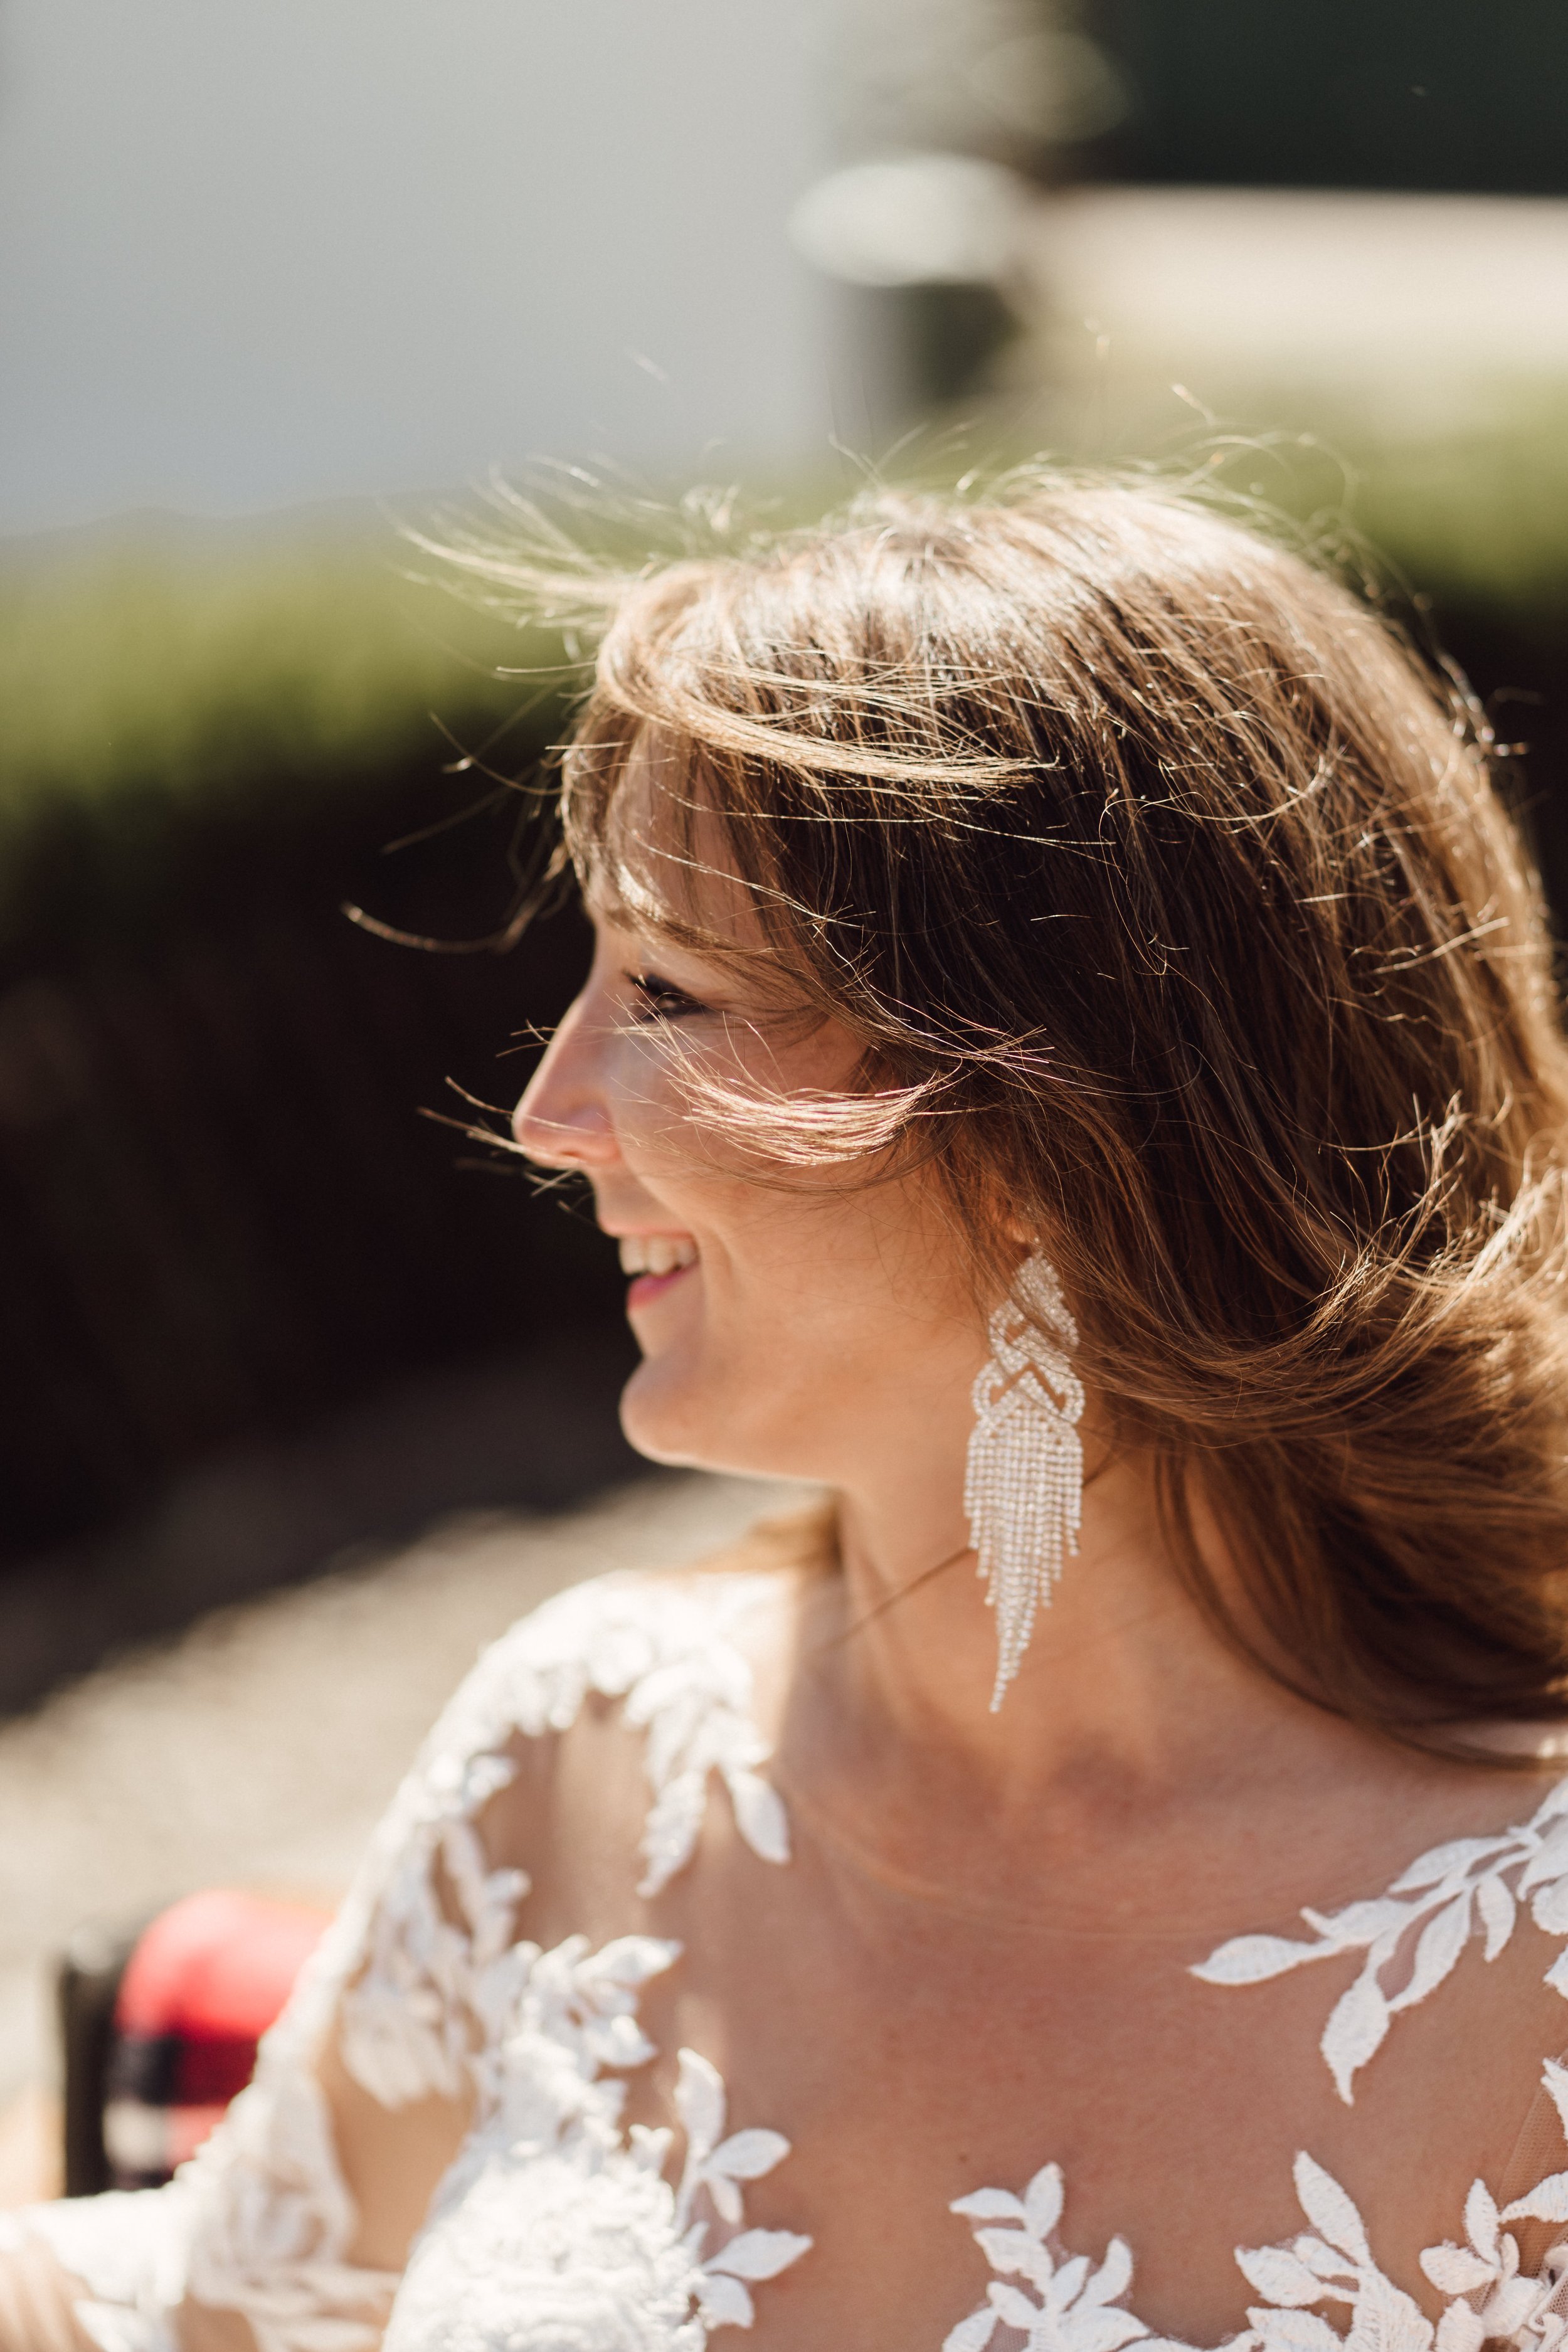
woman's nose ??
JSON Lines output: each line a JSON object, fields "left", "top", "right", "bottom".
{"left": 511, "top": 995, "right": 619, "bottom": 1169}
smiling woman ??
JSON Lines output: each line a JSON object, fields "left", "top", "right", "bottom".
{"left": 9, "top": 473, "right": 1568, "bottom": 2352}
{"left": 511, "top": 808, "right": 984, "bottom": 1507}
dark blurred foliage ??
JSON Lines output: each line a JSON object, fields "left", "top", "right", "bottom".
{"left": 1443, "top": 615, "right": 1568, "bottom": 961}
{"left": 1088, "top": 0, "right": 1568, "bottom": 196}
{"left": 0, "top": 536, "right": 638, "bottom": 1594}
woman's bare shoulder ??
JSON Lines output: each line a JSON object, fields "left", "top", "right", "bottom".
{"left": 599, "top": 1496, "right": 838, "bottom": 1609}
{"left": 464, "top": 1502, "right": 835, "bottom": 1911}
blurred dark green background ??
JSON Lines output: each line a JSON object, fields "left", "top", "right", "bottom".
{"left": 1095, "top": 0, "right": 1568, "bottom": 194}
{"left": 0, "top": 526, "right": 652, "bottom": 1702}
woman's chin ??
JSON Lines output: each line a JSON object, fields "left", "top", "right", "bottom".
{"left": 617, "top": 1358, "right": 712, "bottom": 1468}
{"left": 618, "top": 1357, "right": 768, "bottom": 1476}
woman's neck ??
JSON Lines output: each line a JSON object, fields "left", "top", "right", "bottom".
{"left": 783, "top": 1438, "right": 1412, "bottom": 1872}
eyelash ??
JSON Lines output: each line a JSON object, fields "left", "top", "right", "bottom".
{"left": 627, "top": 970, "right": 706, "bottom": 1022}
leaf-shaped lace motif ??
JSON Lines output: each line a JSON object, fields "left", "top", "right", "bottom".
{"left": 1192, "top": 1777, "right": 1568, "bottom": 2101}
{"left": 5, "top": 1574, "right": 799, "bottom": 2352}
{"left": 945, "top": 2164, "right": 1150, "bottom": 2352}
{"left": 945, "top": 2066, "right": 1568, "bottom": 2352}
{"left": 4, "top": 1905, "right": 403, "bottom": 2352}
{"left": 340, "top": 1573, "right": 793, "bottom": 2113}
{"left": 674, "top": 2048, "right": 813, "bottom": 2329}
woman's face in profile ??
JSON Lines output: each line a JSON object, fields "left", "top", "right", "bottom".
{"left": 511, "top": 780, "right": 990, "bottom": 1491}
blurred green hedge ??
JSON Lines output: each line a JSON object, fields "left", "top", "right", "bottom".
{"left": 1224, "top": 389, "right": 1568, "bottom": 628}
{"left": 1229, "top": 393, "right": 1568, "bottom": 918}
{"left": 0, "top": 520, "right": 573, "bottom": 958}
{"left": 4, "top": 421, "right": 1568, "bottom": 952}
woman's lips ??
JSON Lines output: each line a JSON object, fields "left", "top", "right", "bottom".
{"left": 616, "top": 1232, "right": 699, "bottom": 1313}
{"left": 626, "top": 1261, "right": 697, "bottom": 1313}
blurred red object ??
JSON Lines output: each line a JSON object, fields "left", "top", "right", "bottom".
{"left": 102, "top": 1891, "right": 331, "bottom": 2187}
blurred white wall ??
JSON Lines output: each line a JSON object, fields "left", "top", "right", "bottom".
{"left": 0, "top": 0, "right": 834, "bottom": 535}
{"left": 1018, "top": 186, "right": 1568, "bottom": 433}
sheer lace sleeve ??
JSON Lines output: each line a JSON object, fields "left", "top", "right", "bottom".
{"left": 0, "top": 1907, "right": 401, "bottom": 2352}
{"left": 0, "top": 1746, "right": 425, "bottom": 2352}
{"left": 0, "top": 1571, "right": 793, "bottom": 2352}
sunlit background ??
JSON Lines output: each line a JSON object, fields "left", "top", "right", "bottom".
{"left": 2, "top": 0, "right": 1567, "bottom": 2166}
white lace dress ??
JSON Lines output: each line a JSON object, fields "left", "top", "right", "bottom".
{"left": 9, "top": 1569, "right": 1568, "bottom": 2352}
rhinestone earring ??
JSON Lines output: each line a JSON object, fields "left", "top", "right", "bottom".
{"left": 963, "top": 1251, "right": 1085, "bottom": 1711}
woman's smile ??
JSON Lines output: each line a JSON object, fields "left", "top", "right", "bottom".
{"left": 615, "top": 1229, "right": 701, "bottom": 1313}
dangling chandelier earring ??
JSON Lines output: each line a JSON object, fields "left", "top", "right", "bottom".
{"left": 964, "top": 1251, "right": 1085, "bottom": 1712}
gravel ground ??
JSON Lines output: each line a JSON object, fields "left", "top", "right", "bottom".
{"left": 0, "top": 1470, "right": 803, "bottom": 2108}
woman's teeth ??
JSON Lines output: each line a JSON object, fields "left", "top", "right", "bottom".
{"left": 618, "top": 1235, "right": 699, "bottom": 1278}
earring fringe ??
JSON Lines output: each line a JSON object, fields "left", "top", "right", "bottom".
{"left": 963, "top": 1253, "right": 1085, "bottom": 1712}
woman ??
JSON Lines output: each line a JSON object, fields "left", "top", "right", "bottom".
{"left": 8, "top": 473, "right": 1568, "bottom": 2352}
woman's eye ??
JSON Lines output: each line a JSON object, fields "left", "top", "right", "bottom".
{"left": 627, "top": 970, "right": 707, "bottom": 1022}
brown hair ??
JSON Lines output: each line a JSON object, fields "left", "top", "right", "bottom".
{"left": 466, "top": 472, "right": 1568, "bottom": 1751}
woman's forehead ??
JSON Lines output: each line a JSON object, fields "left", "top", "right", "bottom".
{"left": 598, "top": 736, "right": 754, "bottom": 938}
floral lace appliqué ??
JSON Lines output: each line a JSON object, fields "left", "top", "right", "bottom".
{"left": 1192, "top": 1775, "right": 1568, "bottom": 2101}
{"left": 341, "top": 1574, "right": 792, "bottom": 2113}
{"left": 3, "top": 1921, "right": 402, "bottom": 2352}
{"left": 1234, "top": 2107, "right": 1568, "bottom": 2352}
{"left": 3, "top": 1573, "right": 797, "bottom": 2352}
{"left": 942, "top": 2163, "right": 1148, "bottom": 2352}
{"left": 943, "top": 2060, "right": 1568, "bottom": 2352}
{"left": 384, "top": 1937, "right": 810, "bottom": 2352}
